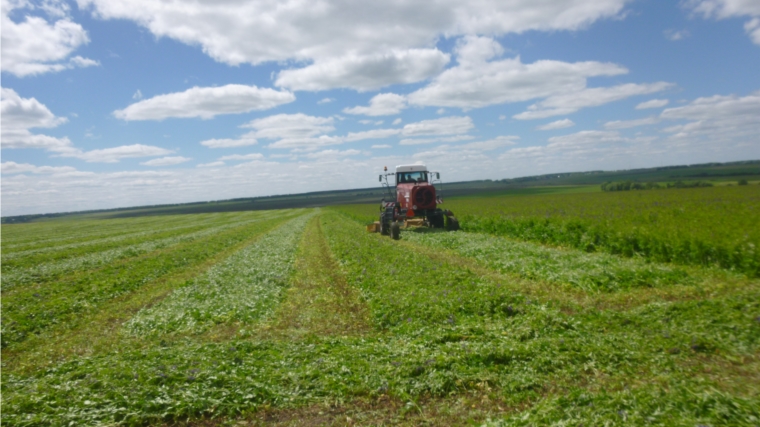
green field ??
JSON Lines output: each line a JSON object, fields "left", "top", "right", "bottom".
{"left": 2, "top": 187, "right": 760, "bottom": 426}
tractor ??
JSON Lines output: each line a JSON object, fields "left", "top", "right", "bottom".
{"left": 370, "top": 164, "right": 459, "bottom": 240}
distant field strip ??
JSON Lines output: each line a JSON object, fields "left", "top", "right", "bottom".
{"left": 0, "top": 210, "right": 292, "bottom": 292}
{"left": 1, "top": 212, "right": 249, "bottom": 259}
{"left": 1, "top": 211, "right": 300, "bottom": 348}
{"left": 124, "top": 211, "right": 314, "bottom": 336}
{"left": 403, "top": 230, "right": 697, "bottom": 292}
{"left": 1, "top": 213, "right": 224, "bottom": 251}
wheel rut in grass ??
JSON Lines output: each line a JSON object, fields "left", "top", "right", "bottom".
{"left": 261, "top": 215, "right": 371, "bottom": 339}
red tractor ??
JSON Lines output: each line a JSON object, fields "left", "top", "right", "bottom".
{"left": 373, "top": 164, "right": 459, "bottom": 239}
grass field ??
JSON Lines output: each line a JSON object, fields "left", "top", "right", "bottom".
{"left": 2, "top": 186, "right": 759, "bottom": 426}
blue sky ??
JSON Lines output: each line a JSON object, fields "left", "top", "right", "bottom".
{"left": 2, "top": 0, "right": 759, "bottom": 216}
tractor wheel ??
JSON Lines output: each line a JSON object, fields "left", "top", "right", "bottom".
{"left": 446, "top": 215, "right": 460, "bottom": 231}
{"left": 379, "top": 214, "right": 390, "bottom": 235}
{"left": 390, "top": 221, "right": 400, "bottom": 240}
{"left": 429, "top": 212, "right": 445, "bottom": 228}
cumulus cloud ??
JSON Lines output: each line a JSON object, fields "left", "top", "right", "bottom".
{"left": 217, "top": 153, "right": 264, "bottom": 161}
{"left": 537, "top": 119, "right": 575, "bottom": 130}
{"left": 344, "top": 93, "right": 407, "bottom": 116}
{"left": 664, "top": 29, "right": 690, "bottom": 40}
{"left": 514, "top": 82, "right": 672, "bottom": 120}
{"left": 113, "top": 84, "right": 295, "bottom": 121}
{"left": 60, "top": 144, "right": 173, "bottom": 163}
{"left": 1, "top": 87, "right": 73, "bottom": 151}
{"left": 1, "top": 1, "right": 98, "bottom": 77}
{"left": 636, "top": 99, "right": 669, "bottom": 109}
{"left": 241, "top": 113, "right": 334, "bottom": 140}
{"left": 603, "top": 116, "right": 660, "bottom": 129}
{"left": 407, "top": 36, "right": 669, "bottom": 117}
{"left": 140, "top": 156, "right": 191, "bottom": 166}
{"left": 401, "top": 116, "right": 474, "bottom": 136}
{"left": 687, "top": 0, "right": 760, "bottom": 45}
{"left": 399, "top": 135, "right": 474, "bottom": 145}
{"left": 459, "top": 136, "right": 519, "bottom": 151}
{"left": 660, "top": 91, "right": 760, "bottom": 140}
{"left": 344, "top": 128, "right": 401, "bottom": 142}
{"left": 276, "top": 49, "right": 449, "bottom": 91}
{"left": 77, "top": 0, "right": 628, "bottom": 71}
{"left": 197, "top": 161, "right": 225, "bottom": 168}
{"left": 371, "top": 144, "right": 392, "bottom": 149}
{"left": 200, "top": 136, "right": 258, "bottom": 148}
{"left": 1, "top": 161, "right": 77, "bottom": 175}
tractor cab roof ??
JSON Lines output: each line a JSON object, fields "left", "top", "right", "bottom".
{"left": 395, "top": 164, "right": 428, "bottom": 173}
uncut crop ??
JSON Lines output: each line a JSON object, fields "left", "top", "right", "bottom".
{"left": 336, "top": 185, "right": 760, "bottom": 277}
{"left": 2, "top": 207, "right": 759, "bottom": 427}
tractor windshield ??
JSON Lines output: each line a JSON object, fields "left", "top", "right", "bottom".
{"left": 397, "top": 171, "right": 427, "bottom": 184}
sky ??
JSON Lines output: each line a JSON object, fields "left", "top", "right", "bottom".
{"left": 1, "top": 0, "right": 759, "bottom": 216}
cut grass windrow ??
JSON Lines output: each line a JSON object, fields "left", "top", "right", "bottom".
{"left": 123, "top": 211, "right": 315, "bottom": 337}
{"left": 257, "top": 215, "right": 371, "bottom": 339}
{"left": 0, "top": 210, "right": 291, "bottom": 292}
{"left": 0, "top": 211, "right": 302, "bottom": 349}
{"left": 402, "top": 229, "right": 697, "bottom": 293}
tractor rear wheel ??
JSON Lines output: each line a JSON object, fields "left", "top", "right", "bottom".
{"left": 429, "top": 212, "right": 445, "bottom": 228}
{"left": 390, "top": 221, "right": 400, "bottom": 240}
{"left": 446, "top": 215, "right": 460, "bottom": 231}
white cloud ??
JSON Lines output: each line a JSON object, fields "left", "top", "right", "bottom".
{"left": 132, "top": 89, "right": 143, "bottom": 100}
{"left": 140, "top": 156, "right": 191, "bottom": 166}
{"left": 546, "top": 130, "right": 627, "bottom": 149}
{"left": 392, "top": 118, "right": 402, "bottom": 125}
{"left": 200, "top": 136, "right": 258, "bottom": 148}
{"left": 344, "top": 128, "right": 401, "bottom": 142}
{"left": 401, "top": 116, "right": 474, "bottom": 136}
{"left": 371, "top": 144, "right": 391, "bottom": 149}
{"left": 1, "top": 161, "right": 77, "bottom": 175}
{"left": 304, "top": 149, "right": 361, "bottom": 159}
{"left": 317, "top": 97, "right": 334, "bottom": 104}
{"left": 217, "top": 153, "right": 264, "bottom": 161}
{"left": 1, "top": 87, "right": 73, "bottom": 151}
{"left": 636, "top": 99, "right": 669, "bottom": 109}
{"left": 1, "top": 1, "right": 98, "bottom": 77}
{"left": 399, "top": 135, "right": 475, "bottom": 145}
{"left": 687, "top": 0, "right": 760, "bottom": 45}
{"left": 60, "top": 144, "right": 174, "bottom": 163}
{"left": 77, "top": 0, "right": 628, "bottom": 72}
{"left": 344, "top": 93, "right": 407, "bottom": 116}
{"left": 664, "top": 29, "right": 690, "bottom": 40}
{"left": 660, "top": 91, "right": 760, "bottom": 140}
{"left": 276, "top": 49, "right": 449, "bottom": 91}
{"left": 514, "top": 82, "right": 672, "bottom": 120}
{"left": 408, "top": 36, "right": 669, "bottom": 117}
{"left": 537, "top": 119, "right": 575, "bottom": 130}
{"left": 459, "top": 136, "right": 519, "bottom": 151}
{"left": 242, "top": 113, "right": 334, "bottom": 140}
{"left": 603, "top": 116, "right": 660, "bottom": 129}
{"left": 197, "top": 161, "right": 225, "bottom": 168}
{"left": 113, "top": 84, "right": 295, "bottom": 121}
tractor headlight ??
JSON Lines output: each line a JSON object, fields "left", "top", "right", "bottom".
{"left": 412, "top": 205, "right": 417, "bottom": 210}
